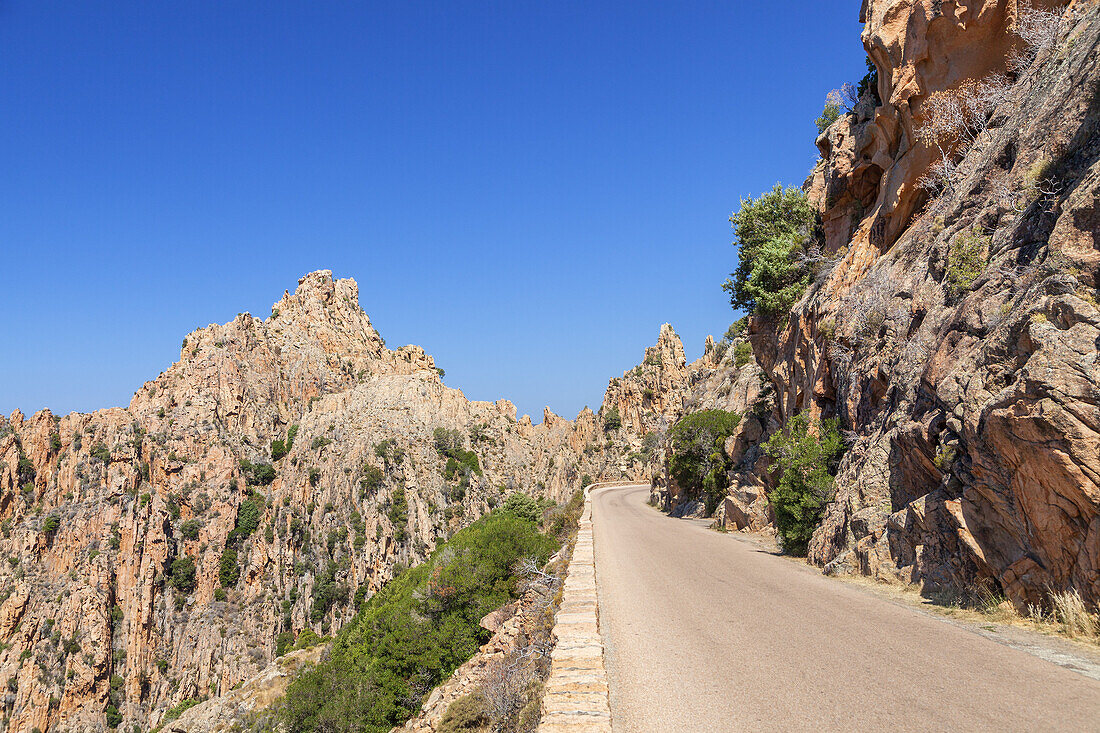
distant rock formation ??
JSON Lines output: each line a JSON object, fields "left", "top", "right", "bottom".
{"left": 0, "top": 271, "right": 617, "bottom": 732}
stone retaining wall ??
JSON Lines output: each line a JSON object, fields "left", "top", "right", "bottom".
{"left": 538, "top": 482, "right": 635, "bottom": 732}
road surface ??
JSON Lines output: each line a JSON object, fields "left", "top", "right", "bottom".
{"left": 593, "top": 484, "right": 1100, "bottom": 732}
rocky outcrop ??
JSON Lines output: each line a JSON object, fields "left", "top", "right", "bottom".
{"left": 813, "top": 0, "right": 1067, "bottom": 255}
{"left": 753, "top": 2, "right": 1100, "bottom": 609}
{"left": 0, "top": 271, "right": 621, "bottom": 732}
{"left": 602, "top": 326, "right": 775, "bottom": 525}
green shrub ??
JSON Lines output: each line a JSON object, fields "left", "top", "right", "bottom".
{"left": 308, "top": 468, "right": 321, "bottom": 487}
{"left": 603, "top": 406, "right": 622, "bottom": 432}
{"left": 360, "top": 465, "right": 384, "bottom": 496}
{"left": 90, "top": 444, "right": 111, "bottom": 464}
{"left": 733, "top": 341, "right": 753, "bottom": 369}
{"left": 502, "top": 493, "right": 541, "bottom": 524}
{"left": 169, "top": 557, "right": 196, "bottom": 593}
{"left": 286, "top": 425, "right": 299, "bottom": 448}
{"left": 219, "top": 548, "right": 240, "bottom": 587}
{"left": 433, "top": 427, "right": 464, "bottom": 454}
{"left": 42, "top": 515, "right": 60, "bottom": 534}
{"left": 668, "top": 410, "right": 742, "bottom": 513}
{"left": 439, "top": 693, "right": 489, "bottom": 732}
{"left": 228, "top": 495, "right": 263, "bottom": 544}
{"left": 310, "top": 560, "right": 349, "bottom": 622}
{"left": 16, "top": 455, "right": 35, "bottom": 485}
{"left": 251, "top": 463, "right": 276, "bottom": 485}
{"left": 722, "top": 185, "right": 819, "bottom": 316}
{"left": 271, "top": 439, "right": 289, "bottom": 461}
{"left": 179, "top": 519, "right": 201, "bottom": 541}
{"left": 946, "top": 228, "right": 989, "bottom": 297}
{"left": 442, "top": 450, "right": 481, "bottom": 481}
{"left": 762, "top": 413, "right": 845, "bottom": 555}
{"left": 162, "top": 698, "right": 200, "bottom": 723}
{"left": 106, "top": 704, "right": 123, "bottom": 729}
{"left": 815, "top": 101, "right": 840, "bottom": 134}
{"left": 294, "top": 628, "right": 323, "bottom": 650}
{"left": 388, "top": 488, "right": 409, "bottom": 543}
{"left": 279, "top": 511, "right": 557, "bottom": 733}
{"left": 276, "top": 631, "right": 295, "bottom": 657}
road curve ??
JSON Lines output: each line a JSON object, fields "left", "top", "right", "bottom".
{"left": 593, "top": 484, "right": 1100, "bottom": 732}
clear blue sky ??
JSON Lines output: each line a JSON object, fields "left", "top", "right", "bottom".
{"left": 1, "top": 1, "right": 866, "bottom": 422}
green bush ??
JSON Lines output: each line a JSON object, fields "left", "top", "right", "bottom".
{"left": 162, "top": 698, "right": 200, "bottom": 724}
{"left": 603, "top": 406, "right": 621, "bottom": 432}
{"left": 309, "top": 468, "right": 321, "bottom": 487}
{"left": 295, "top": 628, "right": 323, "bottom": 650}
{"left": 279, "top": 511, "right": 557, "bottom": 733}
{"left": 434, "top": 430, "right": 482, "bottom": 481}
{"left": 762, "top": 413, "right": 845, "bottom": 555}
{"left": 310, "top": 560, "right": 349, "bottom": 622}
{"left": 388, "top": 488, "right": 409, "bottom": 543}
{"left": 42, "top": 515, "right": 60, "bottom": 534}
{"left": 432, "top": 427, "right": 464, "bottom": 454}
{"left": 946, "top": 228, "right": 989, "bottom": 297}
{"left": 668, "top": 410, "right": 742, "bottom": 513}
{"left": 271, "top": 439, "right": 289, "bottom": 461}
{"left": 276, "top": 631, "right": 295, "bottom": 657}
{"left": 169, "top": 557, "right": 196, "bottom": 593}
{"left": 251, "top": 463, "right": 276, "bottom": 485}
{"left": 733, "top": 341, "right": 753, "bottom": 369}
{"left": 219, "top": 548, "right": 240, "bottom": 587}
{"left": 228, "top": 495, "right": 263, "bottom": 544}
{"left": 16, "top": 455, "right": 35, "bottom": 485}
{"left": 502, "top": 493, "right": 541, "bottom": 524}
{"left": 815, "top": 102, "right": 840, "bottom": 134}
{"left": 722, "top": 185, "right": 819, "bottom": 316}
{"left": 439, "top": 693, "right": 489, "bottom": 732}
{"left": 179, "top": 519, "right": 202, "bottom": 540}
{"left": 360, "top": 465, "right": 384, "bottom": 495}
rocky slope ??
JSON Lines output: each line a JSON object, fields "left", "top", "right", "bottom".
{"left": 597, "top": 323, "right": 775, "bottom": 528}
{"left": 752, "top": 0, "right": 1100, "bottom": 609}
{"left": 0, "top": 271, "right": 622, "bottom": 732}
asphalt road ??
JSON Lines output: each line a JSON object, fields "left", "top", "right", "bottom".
{"left": 592, "top": 484, "right": 1100, "bottom": 732}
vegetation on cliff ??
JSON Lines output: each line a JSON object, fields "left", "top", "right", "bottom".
{"left": 278, "top": 500, "right": 559, "bottom": 733}
{"left": 722, "top": 185, "right": 820, "bottom": 316}
{"left": 763, "top": 414, "right": 844, "bottom": 555}
{"left": 668, "top": 409, "right": 742, "bottom": 513}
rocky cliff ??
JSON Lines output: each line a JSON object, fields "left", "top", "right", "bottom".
{"left": 0, "top": 271, "right": 619, "bottom": 732}
{"left": 752, "top": 0, "right": 1100, "bottom": 609}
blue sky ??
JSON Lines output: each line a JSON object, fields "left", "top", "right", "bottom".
{"left": 1, "top": 1, "right": 867, "bottom": 422}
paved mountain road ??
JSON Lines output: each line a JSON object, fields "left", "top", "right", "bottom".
{"left": 593, "top": 484, "right": 1100, "bottom": 732}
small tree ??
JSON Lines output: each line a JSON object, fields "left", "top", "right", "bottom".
{"left": 170, "top": 556, "right": 197, "bottom": 593}
{"left": 733, "top": 341, "right": 754, "bottom": 369}
{"left": 503, "top": 493, "right": 541, "bottom": 524}
{"left": 42, "top": 515, "right": 61, "bottom": 534}
{"left": 603, "top": 406, "right": 622, "bottom": 432}
{"left": 723, "top": 185, "right": 819, "bottom": 316}
{"left": 219, "top": 548, "right": 240, "bottom": 587}
{"left": 763, "top": 413, "right": 845, "bottom": 555}
{"left": 815, "top": 101, "right": 840, "bottom": 134}
{"left": 668, "top": 410, "right": 742, "bottom": 512}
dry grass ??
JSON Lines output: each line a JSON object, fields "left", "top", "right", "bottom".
{"left": 836, "top": 574, "right": 1100, "bottom": 647}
